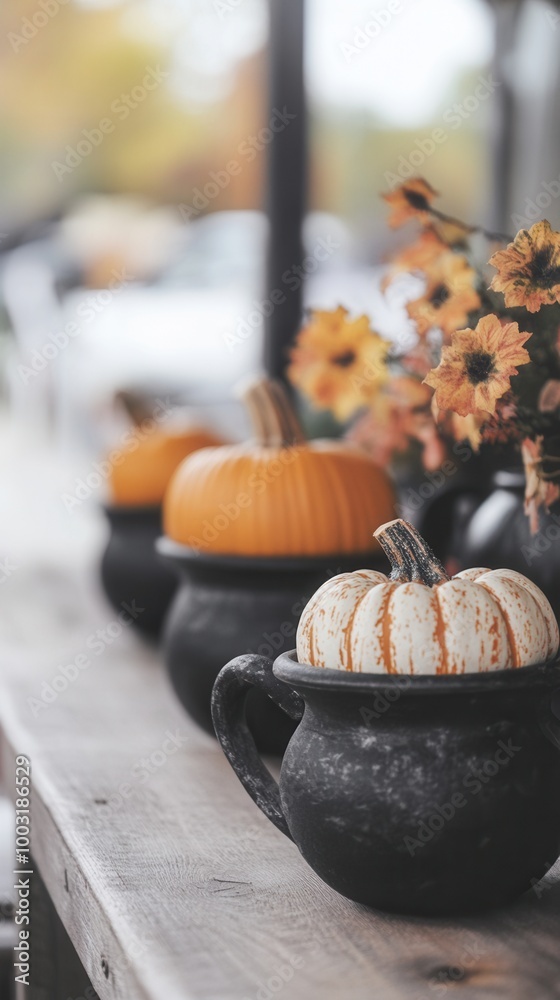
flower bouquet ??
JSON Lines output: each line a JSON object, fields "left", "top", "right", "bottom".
{"left": 288, "top": 177, "right": 560, "bottom": 536}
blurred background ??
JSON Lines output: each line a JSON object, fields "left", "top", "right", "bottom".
{"left": 1, "top": 2, "right": 560, "bottom": 990}
{"left": 1, "top": 0, "right": 560, "bottom": 464}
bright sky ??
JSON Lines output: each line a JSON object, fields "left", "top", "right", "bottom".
{"left": 305, "top": 0, "right": 495, "bottom": 127}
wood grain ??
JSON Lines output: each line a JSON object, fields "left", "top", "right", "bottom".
{"left": 0, "top": 562, "right": 560, "bottom": 1000}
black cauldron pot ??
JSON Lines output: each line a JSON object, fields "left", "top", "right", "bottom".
{"left": 459, "top": 469, "right": 560, "bottom": 623}
{"left": 157, "top": 538, "right": 387, "bottom": 755}
{"left": 212, "top": 650, "right": 560, "bottom": 916}
{"left": 100, "top": 505, "right": 178, "bottom": 639}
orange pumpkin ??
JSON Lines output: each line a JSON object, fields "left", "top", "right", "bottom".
{"left": 164, "top": 377, "right": 396, "bottom": 556}
{"left": 109, "top": 392, "right": 223, "bottom": 506}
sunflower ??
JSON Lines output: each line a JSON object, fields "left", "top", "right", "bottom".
{"left": 288, "top": 306, "right": 389, "bottom": 421}
{"left": 406, "top": 252, "right": 481, "bottom": 338}
{"left": 489, "top": 220, "right": 560, "bottom": 313}
{"left": 382, "top": 178, "right": 438, "bottom": 229}
{"left": 423, "top": 314, "right": 532, "bottom": 417}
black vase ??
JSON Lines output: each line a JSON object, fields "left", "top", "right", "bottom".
{"left": 157, "top": 538, "right": 387, "bottom": 755}
{"left": 398, "top": 452, "right": 492, "bottom": 571}
{"left": 212, "top": 650, "right": 560, "bottom": 916}
{"left": 100, "top": 505, "right": 178, "bottom": 639}
{"left": 459, "top": 470, "right": 560, "bottom": 622}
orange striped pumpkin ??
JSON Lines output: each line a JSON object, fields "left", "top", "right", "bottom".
{"left": 297, "top": 518, "right": 560, "bottom": 674}
{"left": 163, "top": 377, "right": 396, "bottom": 556}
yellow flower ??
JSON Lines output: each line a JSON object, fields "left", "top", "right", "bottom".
{"left": 406, "top": 252, "right": 481, "bottom": 338}
{"left": 288, "top": 307, "right": 388, "bottom": 421}
{"left": 382, "top": 178, "right": 438, "bottom": 229}
{"left": 489, "top": 220, "right": 560, "bottom": 313}
{"left": 423, "top": 314, "right": 531, "bottom": 417}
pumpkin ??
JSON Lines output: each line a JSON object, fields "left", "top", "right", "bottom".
{"left": 109, "top": 392, "right": 223, "bottom": 506}
{"left": 297, "top": 518, "right": 559, "bottom": 674}
{"left": 163, "top": 377, "right": 396, "bottom": 556}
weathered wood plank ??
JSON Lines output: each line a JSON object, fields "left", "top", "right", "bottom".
{"left": 2, "top": 640, "right": 560, "bottom": 1000}
{"left": 0, "top": 561, "right": 560, "bottom": 1000}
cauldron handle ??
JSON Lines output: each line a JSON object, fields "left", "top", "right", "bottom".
{"left": 211, "top": 655, "right": 304, "bottom": 840}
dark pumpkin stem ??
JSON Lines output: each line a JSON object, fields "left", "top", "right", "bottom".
{"left": 241, "top": 377, "right": 307, "bottom": 447}
{"left": 115, "top": 390, "right": 155, "bottom": 427}
{"left": 374, "top": 519, "right": 449, "bottom": 586}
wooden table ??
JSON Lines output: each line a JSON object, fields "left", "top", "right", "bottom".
{"left": 0, "top": 444, "right": 560, "bottom": 999}
{"left": 1, "top": 593, "right": 560, "bottom": 999}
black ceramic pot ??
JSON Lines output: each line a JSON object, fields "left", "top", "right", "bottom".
{"left": 459, "top": 469, "right": 560, "bottom": 622}
{"left": 398, "top": 455, "right": 492, "bottom": 572}
{"left": 157, "top": 539, "right": 387, "bottom": 755}
{"left": 100, "top": 505, "right": 178, "bottom": 639}
{"left": 212, "top": 650, "right": 560, "bottom": 916}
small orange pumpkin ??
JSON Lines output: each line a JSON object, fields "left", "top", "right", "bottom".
{"left": 163, "top": 377, "right": 396, "bottom": 556}
{"left": 109, "top": 393, "right": 223, "bottom": 507}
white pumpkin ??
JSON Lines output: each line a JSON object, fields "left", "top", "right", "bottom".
{"left": 297, "top": 519, "right": 559, "bottom": 675}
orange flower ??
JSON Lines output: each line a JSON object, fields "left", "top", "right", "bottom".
{"left": 522, "top": 436, "right": 560, "bottom": 534}
{"left": 423, "top": 314, "right": 531, "bottom": 417}
{"left": 288, "top": 306, "right": 388, "bottom": 421}
{"left": 489, "top": 220, "right": 560, "bottom": 313}
{"left": 382, "top": 227, "right": 449, "bottom": 289}
{"left": 382, "top": 178, "right": 438, "bottom": 229}
{"left": 347, "top": 377, "right": 432, "bottom": 466}
{"left": 432, "top": 396, "right": 488, "bottom": 451}
{"left": 406, "top": 252, "right": 481, "bottom": 338}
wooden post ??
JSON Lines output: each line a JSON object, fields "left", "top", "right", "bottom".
{"left": 264, "top": 0, "right": 308, "bottom": 383}
{"left": 490, "top": 0, "right": 523, "bottom": 234}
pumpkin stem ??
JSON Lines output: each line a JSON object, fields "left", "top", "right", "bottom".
{"left": 373, "top": 519, "right": 449, "bottom": 587}
{"left": 241, "top": 377, "right": 307, "bottom": 447}
{"left": 115, "top": 390, "right": 154, "bottom": 427}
